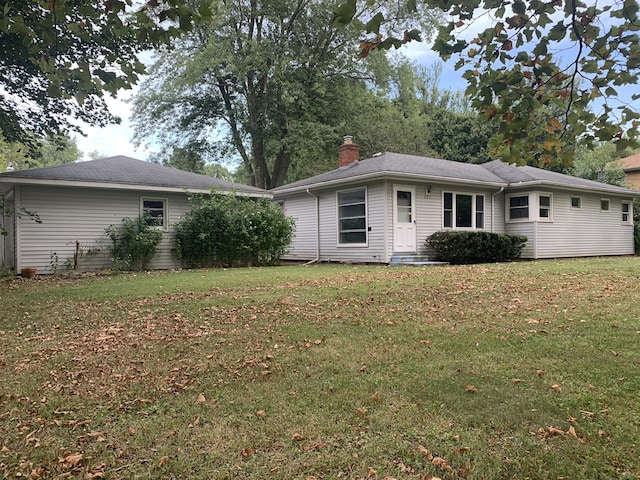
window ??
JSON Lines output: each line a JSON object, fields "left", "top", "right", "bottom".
{"left": 508, "top": 195, "right": 529, "bottom": 220}
{"left": 338, "top": 189, "right": 367, "bottom": 244}
{"left": 538, "top": 194, "right": 552, "bottom": 220}
{"left": 571, "top": 196, "right": 582, "bottom": 209}
{"left": 600, "top": 198, "right": 610, "bottom": 212}
{"left": 476, "top": 195, "right": 484, "bottom": 229}
{"left": 443, "top": 192, "right": 484, "bottom": 229}
{"left": 622, "top": 201, "right": 632, "bottom": 224}
{"left": 141, "top": 198, "right": 167, "bottom": 228}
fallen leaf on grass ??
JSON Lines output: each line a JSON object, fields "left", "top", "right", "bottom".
{"left": 256, "top": 409, "right": 266, "bottom": 418}
{"left": 371, "top": 392, "right": 381, "bottom": 403}
{"left": 158, "top": 456, "right": 169, "bottom": 467}
{"left": 241, "top": 447, "right": 255, "bottom": 457}
{"left": 466, "top": 384, "right": 477, "bottom": 393}
{"left": 292, "top": 434, "right": 304, "bottom": 442}
{"left": 512, "top": 378, "right": 524, "bottom": 383}
{"left": 432, "top": 456, "right": 452, "bottom": 471}
{"left": 550, "top": 384, "right": 562, "bottom": 392}
{"left": 197, "top": 393, "right": 206, "bottom": 404}
{"left": 547, "top": 426, "right": 564, "bottom": 436}
{"left": 566, "top": 426, "right": 578, "bottom": 439}
{"left": 418, "top": 445, "right": 433, "bottom": 460}
{"left": 355, "top": 407, "right": 368, "bottom": 417}
{"left": 58, "top": 452, "right": 83, "bottom": 468}
{"left": 536, "top": 370, "right": 545, "bottom": 376}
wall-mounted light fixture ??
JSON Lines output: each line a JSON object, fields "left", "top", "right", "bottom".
{"left": 425, "top": 185, "right": 432, "bottom": 198}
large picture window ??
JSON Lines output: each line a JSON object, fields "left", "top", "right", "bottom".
{"left": 338, "top": 189, "right": 367, "bottom": 244}
{"left": 443, "top": 192, "right": 484, "bottom": 229}
{"left": 141, "top": 198, "right": 167, "bottom": 228}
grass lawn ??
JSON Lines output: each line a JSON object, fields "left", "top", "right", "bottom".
{"left": 1, "top": 258, "right": 639, "bottom": 479}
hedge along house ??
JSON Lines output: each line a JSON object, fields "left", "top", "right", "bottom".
{"left": 272, "top": 136, "right": 640, "bottom": 264}
{"left": 0, "top": 156, "right": 270, "bottom": 274}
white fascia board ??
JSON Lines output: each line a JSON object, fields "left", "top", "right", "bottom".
{"left": 273, "top": 172, "right": 507, "bottom": 196}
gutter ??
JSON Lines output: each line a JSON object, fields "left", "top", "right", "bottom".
{"left": 304, "top": 188, "right": 320, "bottom": 265}
{"left": 491, "top": 187, "right": 504, "bottom": 232}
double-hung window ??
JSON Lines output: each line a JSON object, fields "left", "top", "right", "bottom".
{"left": 338, "top": 188, "right": 367, "bottom": 244}
{"left": 601, "top": 198, "right": 610, "bottom": 212}
{"left": 443, "top": 192, "right": 484, "bottom": 229}
{"left": 141, "top": 198, "right": 167, "bottom": 229}
{"left": 622, "top": 201, "right": 632, "bottom": 224}
{"left": 508, "top": 195, "right": 529, "bottom": 220}
{"left": 538, "top": 194, "right": 552, "bottom": 220}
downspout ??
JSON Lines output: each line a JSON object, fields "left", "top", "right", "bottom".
{"left": 304, "top": 188, "right": 320, "bottom": 265}
{"left": 491, "top": 187, "right": 504, "bottom": 232}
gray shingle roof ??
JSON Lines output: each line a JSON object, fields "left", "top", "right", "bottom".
{"left": 0, "top": 156, "right": 268, "bottom": 196}
{"left": 272, "top": 152, "right": 507, "bottom": 192}
{"left": 273, "top": 153, "right": 639, "bottom": 196}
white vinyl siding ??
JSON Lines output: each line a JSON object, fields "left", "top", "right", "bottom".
{"left": 533, "top": 191, "right": 634, "bottom": 258}
{"left": 12, "top": 185, "right": 193, "bottom": 273}
{"left": 278, "top": 193, "right": 319, "bottom": 261}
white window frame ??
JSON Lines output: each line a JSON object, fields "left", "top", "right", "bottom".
{"left": 621, "top": 201, "right": 632, "bottom": 225}
{"left": 570, "top": 196, "right": 582, "bottom": 210}
{"left": 506, "top": 194, "right": 530, "bottom": 222}
{"left": 442, "top": 191, "right": 485, "bottom": 230}
{"left": 600, "top": 198, "right": 611, "bottom": 212}
{"left": 336, "top": 187, "right": 368, "bottom": 246}
{"left": 141, "top": 197, "right": 168, "bottom": 230}
{"left": 538, "top": 193, "right": 553, "bottom": 222}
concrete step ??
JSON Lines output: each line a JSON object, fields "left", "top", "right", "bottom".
{"left": 389, "top": 255, "right": 448, "bottom": 267}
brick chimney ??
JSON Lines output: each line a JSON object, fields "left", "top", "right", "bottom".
{"left": 338, "top": 135, "right": 359, "bottom": 168}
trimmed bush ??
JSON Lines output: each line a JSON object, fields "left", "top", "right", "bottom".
{"left": 426, "top": 230, "right": 528, "bottom": 264}
{"left": 175, "top": 193, "right": 295, "bottom": 268}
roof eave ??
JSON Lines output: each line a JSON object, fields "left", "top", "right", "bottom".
{"left": 506, "top": 180, "right": 640, "bottom": 197}
{"left": 273, "top": 171, "right": 507, "bottom": 195}
{"left": 0, "top": 177, "right": 272, "bottom": 198}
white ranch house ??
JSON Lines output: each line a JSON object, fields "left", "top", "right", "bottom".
{"left": 272, "top": 137, "right": 640, "bottom": 263}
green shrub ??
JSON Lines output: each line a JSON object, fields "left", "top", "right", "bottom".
{"left": 426, "top": 230, "right": 528, "bottom": 264}
{"left": 105, "top": 215, "right": 163, "bottom": 271}
{"left": 175, "top": 193, "right": 295, "bottom": 268}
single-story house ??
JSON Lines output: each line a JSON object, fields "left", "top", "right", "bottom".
{"left": 272, "top": 136, "right": 640, "bottom": 263}
{"left": 0, "top": 156, "right": 270, "bottom": 274}
{"left": 619, "top": 153, "right": 640, "bottom": 190}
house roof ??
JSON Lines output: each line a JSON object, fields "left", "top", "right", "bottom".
{"left": 0, "top": 156, "right": 269, "bottom": 197}
{"left": 619, "top": 153, "right": 640, "bottom": 172}
{"left": 272, "top": 152, "right": 640, "bottom": 197}
{"left": 272, "top": 152, "right": 508, "bottom": 193}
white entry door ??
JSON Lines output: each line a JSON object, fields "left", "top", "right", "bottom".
{"left": 393, "top": 186, "right": 416, "bottom": 252}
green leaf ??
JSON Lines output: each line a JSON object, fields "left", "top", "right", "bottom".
{"left": 333, "top": 0, "right": 357, "bottom": 27}
{"left": 365, "top": 13, "right": 384, "bottom": 34}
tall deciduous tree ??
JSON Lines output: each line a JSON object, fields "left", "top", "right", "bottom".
{"left": 334, "top": 0, "right": 640, "bottom": 166}
{"left": 571, "top": 142, "right": 627, "bottom": 187}
{"left": 0, "top": 0, "right": 210, "bottom": 146}
{"left": 131, "top": 0, "right": 441, "bottom": 189}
